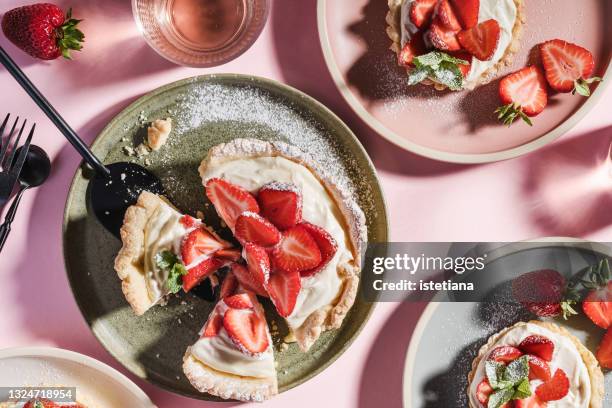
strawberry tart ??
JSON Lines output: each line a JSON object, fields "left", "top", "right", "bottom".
{"left": 468, "top": 321, "right": 604, "bottom": 408}
{"left": 386, "top": 0, "right": 525, "bottom": 90}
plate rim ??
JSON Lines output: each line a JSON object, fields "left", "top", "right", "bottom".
{"left": 0, "top": 346, "right": 156, "bottom": 407}
{"left": 317, "top": 0, "right": 612, "bottom": 164}
{"left": 401, "top": 237, "right": 612, "bottom": 407}
{"left": 62, "top": 73, "right": 388, "bottom": 399}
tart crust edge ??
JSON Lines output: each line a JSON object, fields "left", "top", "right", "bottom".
{"left": 466, "top": 320, "right": 604, "bottom": 408}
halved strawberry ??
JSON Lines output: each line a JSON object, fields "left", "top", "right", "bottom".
{"left": 206, "top": 178, "right": 260, "bottom": 230}
{"left": 519, "top": 335, "right": 554, "bottom": 362}
{"left": 582, "top": 281, "right": 612, "bottom": 329}
{"left": 496, "top": 66, "right": 548, "bottom": 126}
{"left": 223, "top": 308, "right": 269, "bottom": 355}
{"left": 235, "top": 212, "right": 281, "bottom": 247}
{"left": 399, "top": 34, "right": 427, "bottom": 67}
{"left": 215, "top": 248, "right": 241, "bottom": 262}
{"left": 271, "top": 225, "right": 322, "bottom": 273}
{"left": 219, "top": 271, "right": 238, "bottom": 298}
{"left": 528, "top": 355, "right": 552, "bottom": 382}
{"left": 224, "top": 293, "right": 254, "bottom": 309}
{"left": 180, "top": 214, "right": 199, "bottom": 229}
{"left": 230, "top": 263, "right": 267, "bottom": 297}
{"left": 410, "top": 0, "right": 437, "bottom": 29}
{"left": 450, "top": 0, "right": 479, "bottom": 29}
{"left": 514, "top": 394, "right": 548, "bottom": 408}
{"left": 182, "top": 257, "right": 224, "bottom": 292}
{"left": 457, "top": 19, "right": 500, "bottom": 61}
{"left": 257, "top": 182, "right": 302, "bottom": 230}
{"left": 487, "top": 346, "right": 523, "bottom": 363}
{"left": 435, "top": 0, "right": 462, "bottom": 31}
{"left": 299, "top": 222, "right": 338, "bottom": 277}
{"left": 24, "top": 400, "right": 61, "bottom": 408}
{"left": 201, "top": 307, "right": 223, "bottom": 337}
{"left": 535, "top": 369, "right": 569, "bottom": 402}
{"left": 243, "top": 242, "right": 271, "bottom": 285}
{"left": 427, "top": 22, "right": 461, "bottom": 51}
{"left": 181, "top": 227, "right": 227, "bottom": 266}
{"left": 596, "top": 328, "right": 612, "bottom": 369}
{"left": 475, "top": 379, "right": 493, "bottom": 405}
{"left": 540, "top": 39, "right": 601, "bottom": 96}
{"left": 266, "top": 270, "right": 301, "bottom": 317}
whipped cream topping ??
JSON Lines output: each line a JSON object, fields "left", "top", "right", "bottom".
{"left": 190, "top": 300, "right": 275, "bottom": 378}
{"left": 399, "top": 0, "right": 518, "bottom": 89}
{"left": 468, "top": 323, "right": 591, "bottom": 408}
{"left": 201, "top": 156, "right": 354, "bottom": 329}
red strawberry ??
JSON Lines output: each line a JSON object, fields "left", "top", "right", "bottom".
{"left": 435, "top": 0, "right": 462, "bottom": 31}
{"left": 219, "top": 271, "right": 238, "bottom": 298}
{"left": 257, "top": 182, "right": 302, "bottom": 230}
{"left": 224, "top": 293, "right": 254, "bottom": 309}
{"left": 181, "top": 227, "right": 227, "bottom": 266}
{"left": 528, "top": 355, "right": 552, "bottom": 382}
{"left": 223, "top": 308, "right": 269, "bottom": 355}
{"left": 582, "top": 281, "right": 612, "bottom": 329}
{"left": 514, "top": 394, "right": 548, "bottom": 408}
{"left": 519, "top": 335, "right": 554, "bottom": 362}
{"left": 450, "top": 0, "right": 480, "bottom": 29}
{"left": 1, "top": 4, "right": 84, "bottom": 60}
{"left": 457, "top": 19, "right": 500, "bottom": 61}
{"left": 230, "top": 263, "right": 267, "bottom": 297}
{"left": 450, "top": 50, "right": 473, "bottom": 77}
{"left": 540, "top": 39, "right": 601, "bottom": 96}
{"left": 487, "top": 346, "right": 523, "bottom": 363}
{"left": 398, "top": 34, "right": 427, "bottom": 67}
{"left": 427, "top": 22, "right": 461, "bottom": 51}
{"left": 206, "top": 178, "right": 260, "bottom": 230}
{"left": 215, "top": 248, "right": 241, "bottom": 262}
{"left": 299, "top": 222, "right": 338, "bottom": 277}
{"left": 266, "top": 270, "right": 301, "bottom": 317}
{"left": 235, "top": 212, "right": 281, "bottom": 247}
{"left": 511, "top": 269, "right": 570, "bottom": 318}
{"left": 182, "top": 257, "right": 224, "bottom": 292}
{"left": 475, "top": 379, "right": 493, "bottom": 405}
{"left": 243, "top": 243, "right": 271, "bottom": 285}
{"left": 596, "top": 328, "right": 612, "bottom": 369}
{"left": 271, "top": 225, "right": 322, "bottom": 273}
{"left": 535, "top": 369, "right": 569, "bottom": 402}
{"left": 201, "top": 308, "right": 222, "bottom": 337}
{"left": 24, "top": 400, "right": 58, "bottom": 408}
{"left": 496, "top": 66, "right": 548, "bottom": 126}
{"left": 180, "top": 214, "right": 199, "bottom": 229}
{"left": 409, "top": 0, "right": 437, "bottom": 29}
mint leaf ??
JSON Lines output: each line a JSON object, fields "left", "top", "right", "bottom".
{"left": 504, "top": 356, "right": 530, "bottom": 385}
{"left": 485, "top": 360, "right": 506, "bottom": 389}
{"left": 156, "top": 250, "right": 178, "bottom": 270}
{"left": 408, "top": 66, "right": 430, "bottom": 86}
{"left": 512, "top": 378, "right": 532, "bottom": 400}
{"left": 408, "top": 51, "right": 468, "bottom": 89}
{"left": 433, "top": 60, "right": 464, "bottom": 91}
{"left": 488, "top": 388, "right": 514, "bottom": 408}
{"left": 167, "top": 262, "right": 188, "bottom": 294}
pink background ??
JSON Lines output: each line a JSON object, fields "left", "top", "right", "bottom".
{"left": 0, "top": 1, "right": 610, "bottom": 407}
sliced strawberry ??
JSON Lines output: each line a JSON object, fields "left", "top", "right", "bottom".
{"left": 223, "top": 308, "right": 269, "bottom": 355}
{"left": 596, "top": 328, "right": 612, "bottom": 369}
{"left": 540, "top": 39, "right": 600, "bottom": 95}
{"left": 266, "top": 270, "right": 302, "bottom": 317}
{"left": 243, "top": 242, "right": 271, "bottom": 285}
{"left": 535, "top": 369, "right": 569, "bottom": 402}
{"left": 235, "top": 212, "right": 281, "bottom": 247}
{"left": 299, "top": 221, "right": 338, "bottom": 277}
{"left": 528, "top": 355, "right": 552, "bottom": 382}
{"left": 427, "top": 21, "right": 461, "bottom": 51}
{"left": 225, "top": 293, "right": 254, "bottom": 309}
{"left": 457, "top": 19, "right": 500, "bottom": 61}
{"left": 206, "top": 178, "right": 260, "bottom": 230}
{"left": 230, "top": 263, "right": 268, "bottom": 297}
{"left": 476, "top": 379, "right": 493, "bottom": 405}
{"left": 257, "top": 182, "right": 302, "bottom": 230}
{"left": 410, "top": 0, "right": 437, "bottom": 29}
{"left": 271, "top": 225, "right": 322, "bottom": 273}
{"left": 219, "top": 271, "right": 238, "bottom": 298}
{"left": 514, "top": 394, "right": 548, "bottom": 408}
{"left": 497, "top": 66, "right": 548, "bottom": 125}
{"left": 450, "top": 0, "right": 479, "bottom": 29}
{"left": 182, "top": 257, "right": 224, "bottom": 292}
{"left": 181, "top": 227, "right": 227, "bottom": 266}
{"left": 399, "top": 34, "right": 427, "bottom": 67}
{"left": 519, "top": 335, "right": 554, "bottom": 362}
{"left": 201, "top": 308, "right": 223, "bottom": 337}
{"left": 24, "top": 400, "right": 61, "bottom": 408}
{"left": 435, "top": 0, "right": 462, "bottom": 31}
{"left": 180, "top": 214, "right": 199, "bottom": 229}
{"left": 582, "top": 281, "right": 612, "bottom": 329}
{"left": 216, "top": 248, "right": 241, "bottom": 262}
{"left": 487, "top": 346, "right": 523, "bottom": 363}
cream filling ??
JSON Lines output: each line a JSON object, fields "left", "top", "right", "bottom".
{"left": 399, "top": 0, "right": 518, "bottom": 89}
{"left": 468, "top": 323, "right": 591, "bottom": 408}
{"left": 200, "top": 156, "right": 354, "bottom": 329}
{"left": 190, "top": 301, "right": 275, "bottom": 378}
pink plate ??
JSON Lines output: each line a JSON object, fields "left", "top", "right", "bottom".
{"left": 318, "top": 0, "right": 612, "bottom": 163}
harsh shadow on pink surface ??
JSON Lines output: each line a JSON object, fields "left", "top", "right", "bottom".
{"left": 270, "top": 0, "right": 475, "bottom": 177}
{"left": 523, "top": 126, "right": 612, "bottom": 237}
{"left": 358, "top": 301, "right": 427, "bottom": 408}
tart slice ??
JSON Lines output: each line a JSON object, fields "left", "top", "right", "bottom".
{"left": 467, "top": 320, "right": 604, "bottom": 408}
{"left": 183, "top": 282, "right": 277, "bottom": 402}
{"left": 199, "top": 138, "right": 367, "bottom": 351}
{"left": 114, "top": 191, "right": 237, "bottom": 315}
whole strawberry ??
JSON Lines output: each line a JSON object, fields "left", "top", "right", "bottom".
{"left": 511, "top": 269, "right": 577, "bottom": 319}
{"left": 2, "top": 3, "right": 84, "bottom": 60}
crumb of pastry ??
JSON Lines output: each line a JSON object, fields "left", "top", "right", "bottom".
{"left": 147, "top": 118, "right": 172, "bottom": 151}
{"left": 135, "top": 143, "right": 151, "bottom": 157}
{"left": 123, "top": 145, "right": 135, "bottom": 156}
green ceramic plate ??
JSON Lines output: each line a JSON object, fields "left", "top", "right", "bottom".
{"left": 63, "top": 74, "right": 388, "bottom": 400}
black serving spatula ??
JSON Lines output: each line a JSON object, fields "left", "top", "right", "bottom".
{"left": 0, "top": 47, "right": 163, "bottom": 237}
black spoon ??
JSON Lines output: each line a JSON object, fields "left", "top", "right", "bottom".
{"left": 0, "top": 46, "right": 164, "bottom": 237}
{"left": 0, "top": 145, "right": 51, "bottom": 250}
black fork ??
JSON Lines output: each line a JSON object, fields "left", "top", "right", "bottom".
{"left": 0, "top": 113, "right": 34, "bottom": 207}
